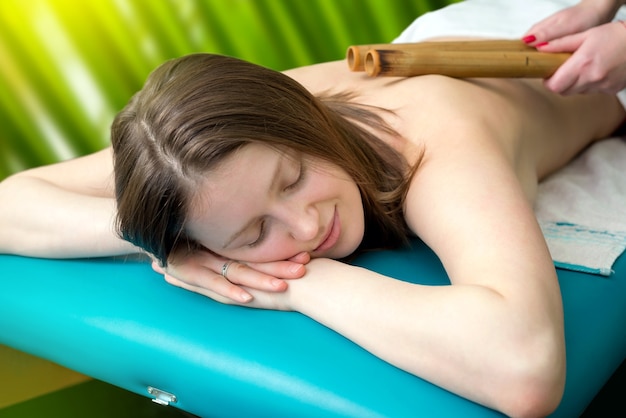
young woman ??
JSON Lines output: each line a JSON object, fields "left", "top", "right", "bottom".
{"left": 1, "top": 1, "right": 625, "bottom": 416}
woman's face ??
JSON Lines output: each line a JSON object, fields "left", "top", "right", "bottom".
{"left": 186, "top": 143, "right": 365, "bottom": 263}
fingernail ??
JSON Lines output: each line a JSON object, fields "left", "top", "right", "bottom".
{"left": 522, "top": 35, "right": 536, "bottom": 43}
{"left": 535, "top": 41, "right": 548, "bottom": 47}
{"left": 241, "top": 292, "right": 253, "bottom": 303}
{"left": 289, "top": 263, "right": 304, "bottom": 274}
{"left": 271, "top": 278, "right": 286, "bottom": 289}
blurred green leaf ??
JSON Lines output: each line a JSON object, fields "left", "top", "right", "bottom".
{"left": 0, "top": 0, "right": 457, "bottom": 179}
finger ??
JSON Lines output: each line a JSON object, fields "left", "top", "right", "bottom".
{"left": 225, "top": 261, "right": 291, "bottom": 291}
{"left": 542, "top": 43, "right": 590, "bottom": 94}
{"left": 524, "top": 18, "right": 572, "bottom": 44}
{"left": 544, "top": 69, "right": 580, "bottom": 95}
{"left": 245, "top": 258, "right": 307, "bottom": 280}
{"left": 535, "top": 32, "right": 585, "bottom": 53}
{"left": 524, "top": 4, "right": 601, "bottom": 45}
{"left": 162, "top": 275, "right": 276, "bottom": 310}
{"left": 163, "top": 269, "right": 253, "bottom": 303}
{"left": 287, "top": 251, "right": 311, "bottom": 265}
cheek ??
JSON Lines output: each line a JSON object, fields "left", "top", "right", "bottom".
{"left": 343, "top": 208, "right": 365, "bottom": 256}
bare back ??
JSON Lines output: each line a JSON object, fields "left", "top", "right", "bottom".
{"left": 285, "top": 60, "right": 625, "bottom": 201}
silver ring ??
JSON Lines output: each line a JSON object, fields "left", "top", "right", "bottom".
{"left": 221, "top": 260, "right": 235, "bottom": 279}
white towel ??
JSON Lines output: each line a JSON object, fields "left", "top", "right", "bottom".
{"left": 393, "top": 0, "right": 626, "bottom": 275}
{"left": 535, "top": 138, "right": 626, "bottom": 276}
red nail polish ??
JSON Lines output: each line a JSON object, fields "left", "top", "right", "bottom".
{"left": 535, "top": 42, "right": 548, "bottom": 47}
{"left": 522, "top": 35, "right": 536, "bottom": 43}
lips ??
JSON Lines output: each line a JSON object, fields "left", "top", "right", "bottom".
{"left": 314, "top": 207, "right": 340, "bottom": 253}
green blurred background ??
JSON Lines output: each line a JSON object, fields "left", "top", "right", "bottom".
{"left": 0, "top": 0, "right": 457, "bottom": 181}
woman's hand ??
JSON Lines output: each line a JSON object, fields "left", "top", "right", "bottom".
{"left": 151, "top": 250, "right": 310, "bottom": 304}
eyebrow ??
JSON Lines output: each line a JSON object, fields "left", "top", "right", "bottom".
{"left": 221, "top": 152, "right": 286, "bottom": 249}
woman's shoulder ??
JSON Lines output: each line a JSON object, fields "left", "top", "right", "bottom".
{"left": 284, "top": 60, "right": 407, "bottom": 96}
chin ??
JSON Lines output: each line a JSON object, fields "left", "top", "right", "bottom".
{"left": 332, "top": 230, "right": 364, "bottom": 259}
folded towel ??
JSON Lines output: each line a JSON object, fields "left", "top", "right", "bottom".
{"left": 535, "top": 138, "right": 626, "bottom": 276}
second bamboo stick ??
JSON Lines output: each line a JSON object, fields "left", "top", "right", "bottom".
{"left": 347, "top": 40, "right": 535, "bottom": 72}
{"left": 364, "top": 49, "right": 571, "bottom": 78}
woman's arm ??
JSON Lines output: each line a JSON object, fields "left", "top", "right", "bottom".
{"left": 246, "top": 122, "right": 565, "bottom": 417}
{"left": 399, "top": 123, "right": 564, "bottom": 416}
{"left": 0, "top": 148, "right": 138, "bottom": 257}
{"left": 0, "top": 147, "right": 308, "bottom": 301}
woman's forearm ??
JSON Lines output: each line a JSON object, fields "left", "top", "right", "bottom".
{"left": 286, "top": 259, "right": 565, "bottom": 417}
{"left": 0, "top": 174, "right": 137, "bottom": 258}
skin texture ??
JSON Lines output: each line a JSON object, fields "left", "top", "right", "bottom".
{"left": 1, "top": 41, "right": 625, "bottom": 416}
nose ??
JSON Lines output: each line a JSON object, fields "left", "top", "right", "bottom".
{"left": 278, "top": 201, "right": 319, "bottom": 242}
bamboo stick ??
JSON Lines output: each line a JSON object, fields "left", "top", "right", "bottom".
{"left": 364, "top": 49, "right": 571, "bottom": 78}
{"left": 346, "top": 40, "right": 535, "bottom": 72}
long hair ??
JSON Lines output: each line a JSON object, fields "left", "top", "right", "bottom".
{"left": 111, "top": 53, "right": 415, "bottom": 266}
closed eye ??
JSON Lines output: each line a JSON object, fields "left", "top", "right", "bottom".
{"left": 248, "top": 157, "right": 305, "bottom": 248}
{"left": 283, "top": 159, "right": 306, "bottom": 192}
{"left": 248, "top": 219, "right": 266, "bottom": 248}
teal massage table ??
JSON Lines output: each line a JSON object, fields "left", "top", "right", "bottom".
{"left": 2, "top": 238, "right": 625, "bottom": 417}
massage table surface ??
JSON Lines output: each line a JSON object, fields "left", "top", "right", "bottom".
{"left": 2, "top": 239, "right": 625, "bottom": 417}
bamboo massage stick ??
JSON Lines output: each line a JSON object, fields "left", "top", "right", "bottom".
{"left": 346, "top": 40, "right": 535, "bottom": 72}
{"left": 364, "top": 48, "right": 571, "bottom": 78}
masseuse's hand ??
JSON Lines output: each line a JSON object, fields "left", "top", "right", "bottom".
{"left": 523, "top": 0, "right": 618, "bottom": 45}
{"left": 150, "top": 250, "right": 309, "bottom": 304}
{"left": 523, "top": 0, "right": 626, "bottom": 95}
{"left": 535, "top": 22, "right": 626, "bottom": 95}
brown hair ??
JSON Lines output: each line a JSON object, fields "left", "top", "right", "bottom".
{"left": 111, "top": 53, "right": 414, "bottom": 266}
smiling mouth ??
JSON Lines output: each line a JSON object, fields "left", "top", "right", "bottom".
{"left": 314, "top": 207, "right": 340, "bottom": 253}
